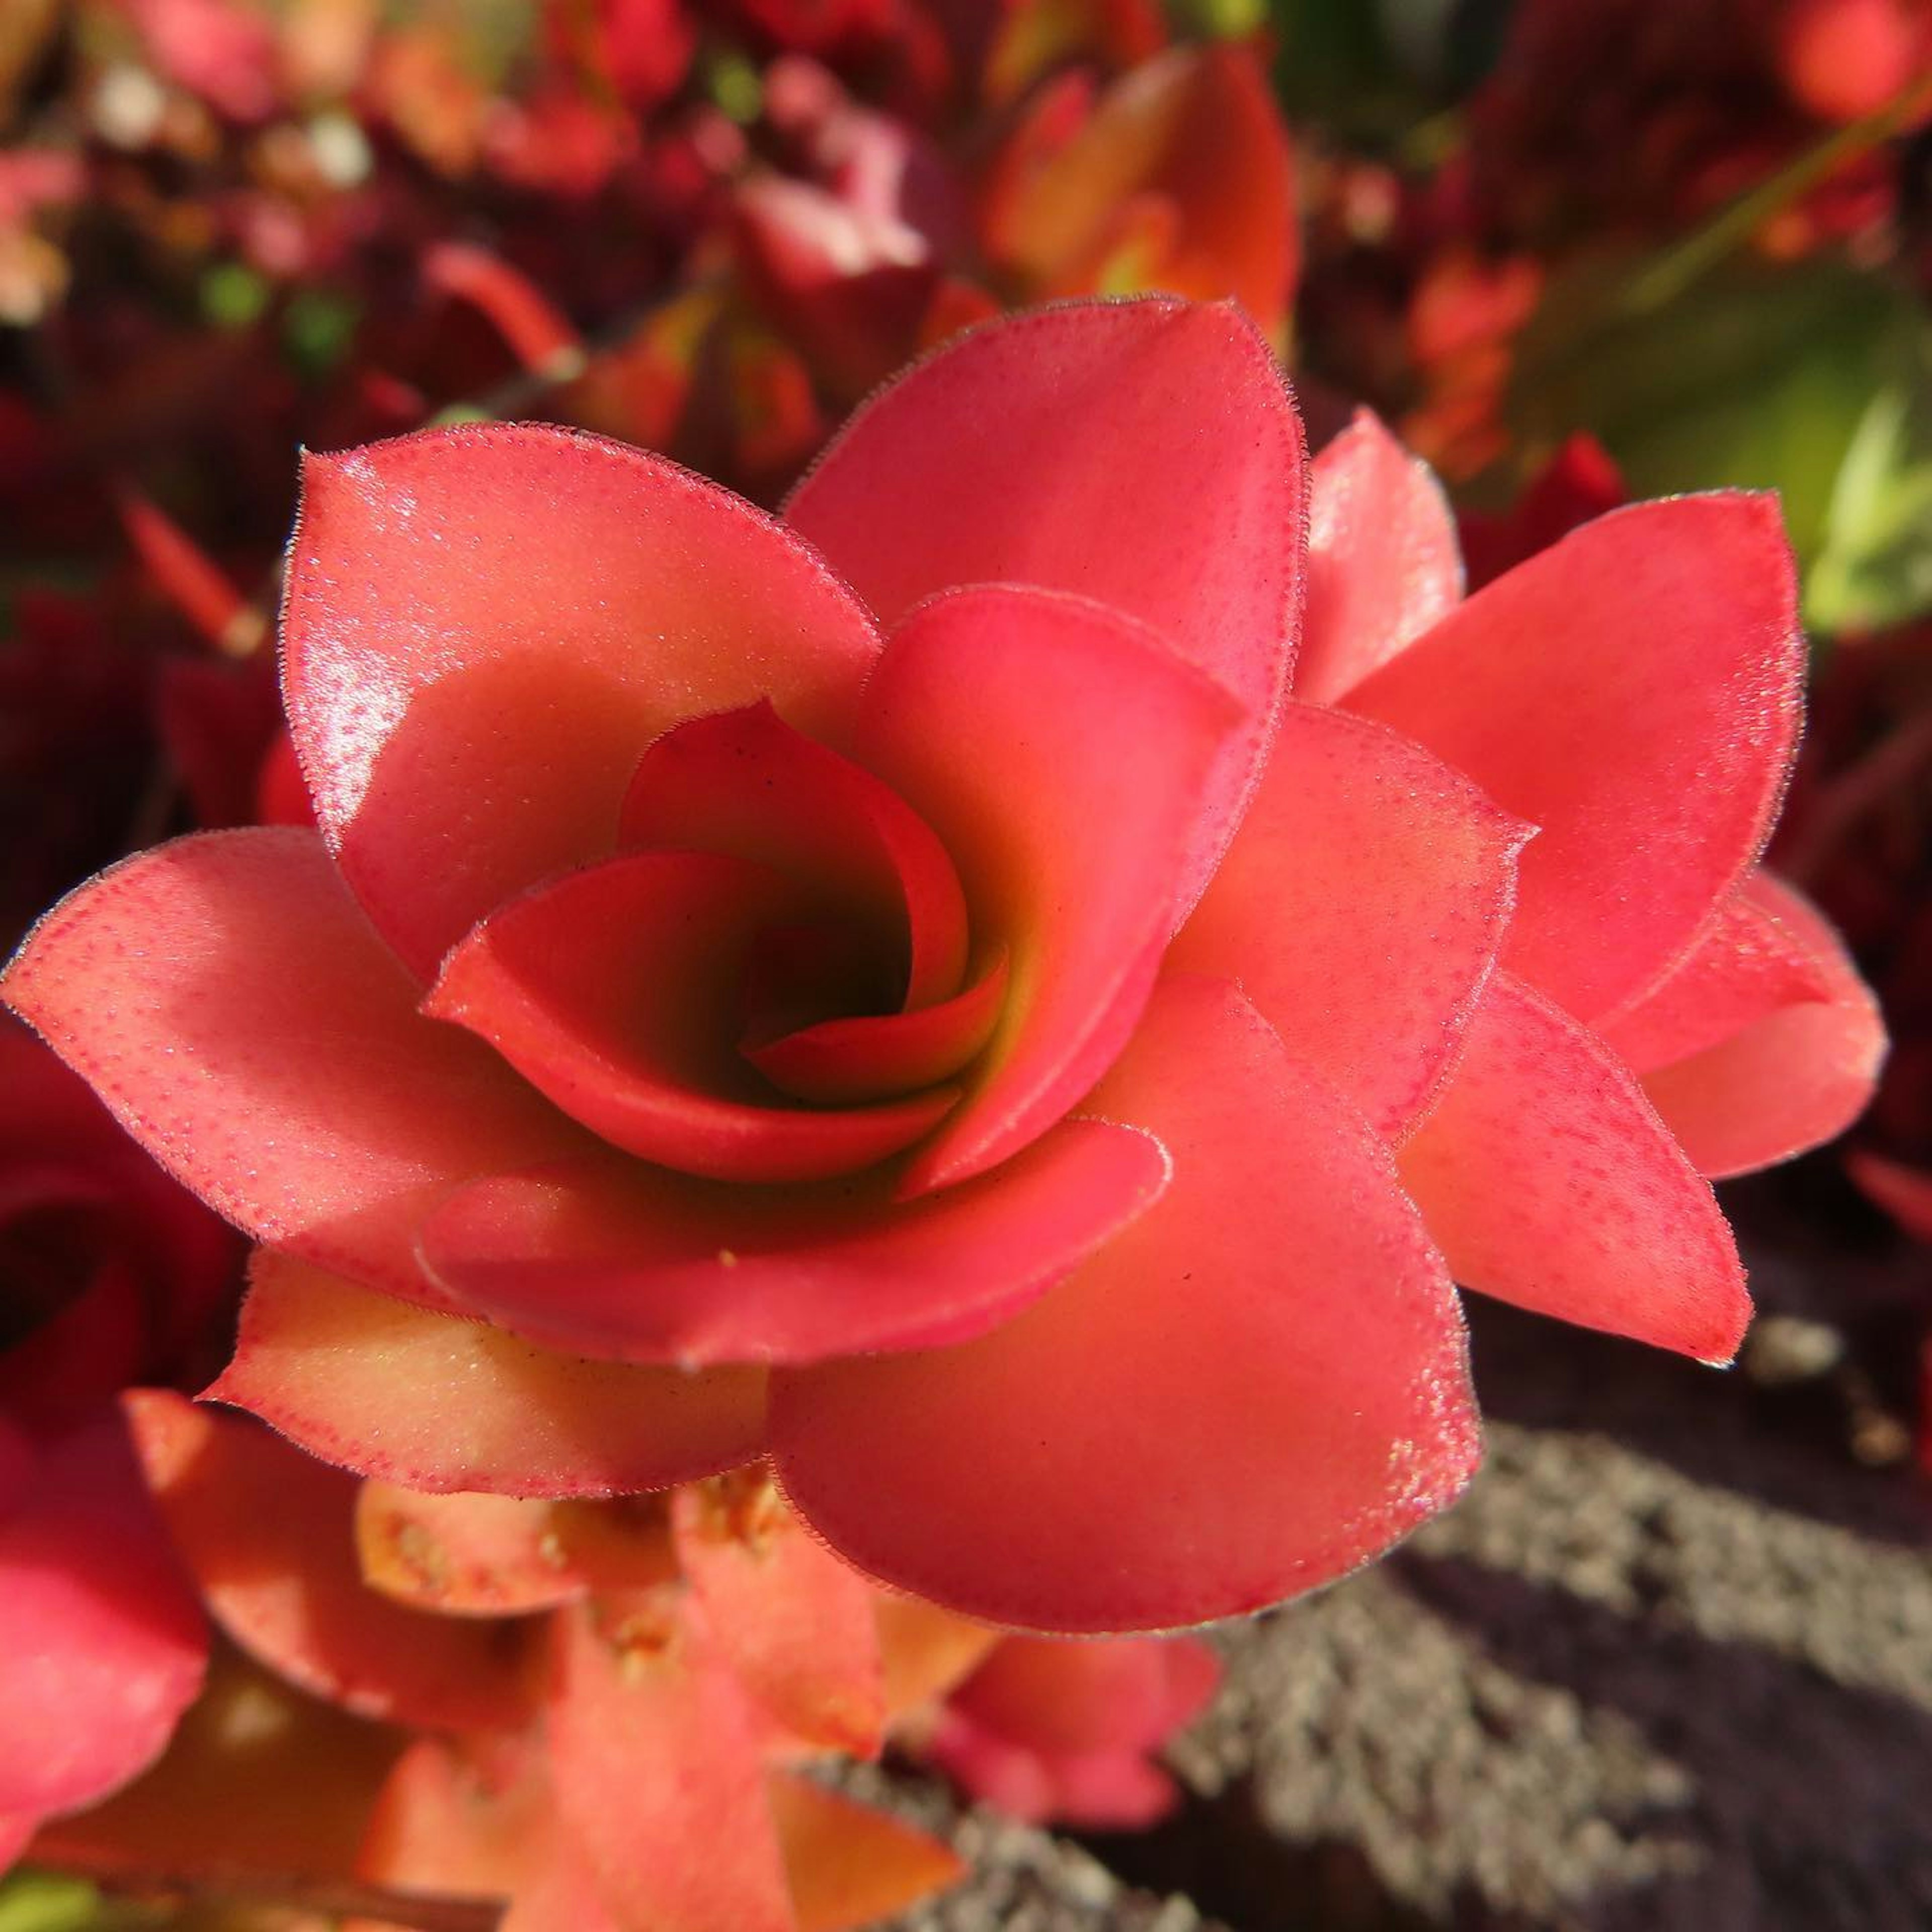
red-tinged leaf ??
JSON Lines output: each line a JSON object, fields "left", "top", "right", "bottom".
{"left": 285, "top": 424, "right": 880, "bottom": 979}
{"left": 1346, "top": 495, "right": 1804, "bottom": 1019}
{"left": 786, "top": 297, "right": 1305, "bottom": 912}
{"left": 1627, "top": 873, "right": 1885, "bottom": 1177}
{"left": 125, "top": 1390, "right": 537, "bottom": 1732}
{"left": 1293, "top": 411, "right": 1462, "bottom": 705}
{"left": 422, "top": 242, "right": 586, "bottom": 380}
{"left": 0, "top": 1020, "right": 237, "bottom": 1386}
{"left": 425, "top": 850, "right": 955, "bottom": 1186}
{"left": 981, "top": 0, "right": 1167, "bottom": 113}
{"left": 548, "top": 1596, "right": 795, "bottom": 1932}
{"left": 618, "top": 701, "right": 968, "bottom": 1011}
{"left": 852, "top": 585, "right": 1243, "bottom": 1194}
{"left": 770, "top": 976, "right": 1478, "bottom": 1633}
{"left": 0, "top": 1258, "right": 145, "bottom": 1441}
{"left": 0, "top": 830, "right": 590, "bottom": 1305}
{"left": 1398, "top": 973, "right": 1750, "bottom": 1363}
{"left": 1849, "top": 1153, "right": 1932, "bottom": 1241}
{"left": 419, "top": 1119, "right": 1168, "bottom": 1368}
{"left": 1171, "top": 702, "right": 1527, "bottom": 1140}
{"left": 208, "top": 1249, "right": 769, "bottom": 1498}
{"left": 0, "top": 1420, "right": 206, "bottom": 1820}
{"left": 356, "top": 1486, "right": 593, "bottom": 1618}
{"left": 982, "top": 46, "right": 1298, "bottom": 337}
{"left": 35, "top": 1648, "right": 398, "bottom": 1885}
{"left": 115, "top": 484, "right": 265, "bottom": 657}
{"left": 769, "top": 1772, "right": 963, "bottom": 1932}
{"left": 673, "top": 1471, "right": 886, "bottom": 1756}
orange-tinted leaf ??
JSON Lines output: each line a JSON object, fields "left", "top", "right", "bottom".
{"left": 673, "top": 1471, "right": 886, "bottom": 1756}
{"left": 548, "top": 1594, "right": 795, "bottom": 1932}
{"left": 356, "top": 1486, "right": 592, "bottom": 1618}
{"left": 35, "top": 1647, "right": 398, "bottom": 1883}
{"left": 126, "top": 1391, "right": 536, "bottom": 1732}
{"left": 874, "top": 1594, "right": 1000, "bottom": 1723}
{"left": 769, "top": 1772, "right": 962, "bottom": 1932}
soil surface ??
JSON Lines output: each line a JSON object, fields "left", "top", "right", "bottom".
{"left": 878, "top": 1166, "right": 1932, "bottom": 1931}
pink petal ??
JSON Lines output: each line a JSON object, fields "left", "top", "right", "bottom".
{"left": 924, "top": 1715, "right": 1055, "bottom": 1823}
{"left": 420, "top": 1116, "right": 1168, "bottom": 1366}
{"left": 1596, "top": 873, "right": 1839, "bottom": 1071}
{"left": 852, "top": 585, "right": 1243, "bottom": 1194}
{"left": 1293, "top": 411, "right": 1462, "bottom": 705}
{"left": 1171, "top": 702, "right": 1528, "bottom": 1140}
{"left": 124, "top": 1390, "right": 536, "bottom": 1733}
{"left": 0, "top": 1420, "right": 206, "bottom": 1820}
{"left": 951, "top": 1636, "right": 1193, "bottom": 1756}
{"left": 285, "top": 424, "right": 880, "bottom": 979}
{"left": 1041, "top": 1752, "right": 1178, "bottom": 1830}
{"left": 426, "top": 850, "right": 956, "bottom": 1185}
{"left": 672, "top": 1473, "right": 887, "bottom": 1756}
{"left": 786, "top": 296, "right": 1306, "bottom": 909}
{"left": 207, "top": 1249, "right": 768, "bottom": 1497}
{"left": 1397, "top": 972, "right": 1749, "bottom": 1362}
{"left": 747, "top": 948, "right": 1009, "bottom": 1105}
{"left": 618, "top": 700, "right": 968, "bottom": 1011}
{"left": 769, "top": 976, "right": 1478, "bottom": 1633}
{"left": 1628, "top": 873, "right": 1885, "bottom": 1178}
{"left": 1345, "top": 495, "right": 1804, "bottom": 1019}
{"left": 548, "top": 1596, "right": 795, "bottom": 1932}
{"left": 1, "top": 829, "right": 588, "bottom": 1304}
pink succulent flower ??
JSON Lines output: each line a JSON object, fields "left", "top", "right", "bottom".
{"left": 928, "top": 1632, "right": 1219, "bottom": 1829}
{"left": 0, "top": 1022, "right": 232, "bottom": 1863}
{"left": 2, "top": 297, "right": 1884, "bottom": 1635}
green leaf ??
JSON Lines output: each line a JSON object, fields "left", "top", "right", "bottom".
{"left": 281, "top": 288, "right": 361, "bottom": 382}
{"left": 199, "top": 263, "right": 269, "bottom": 332}
{"left": 1807, "top": 316, "right": 1932, "bottom": 631}
{"left": 0, "top": 1872, "right": 104, "bottom": 1932}
{"left": 1505, "top": 254, "right": 1900, "bottom": 569}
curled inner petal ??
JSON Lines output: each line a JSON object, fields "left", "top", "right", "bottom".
{"left": 619, "top": 700, "right": 969, "bottom": 1011}
{"left": 747, "top": 948, "right": 1010, "bottom": 1106}
{"left": 853, "top": 584, "right": 1246, "bottom": 1196}
{"left": 426, "top": 850, "right": 957, "bottom": 1185}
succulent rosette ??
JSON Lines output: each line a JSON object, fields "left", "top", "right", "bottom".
{"left": 44, "top": 1407, "right": 961, "bottom": 1932}
{"left": 0, "top": 1021, "right": 234, "bottom": 1862}
{"left": 2, "top": 297, "right": 1884, "bottom": 1637}
{"left": 924, "top": 1630, "right": 1220, "bottom": 1829}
